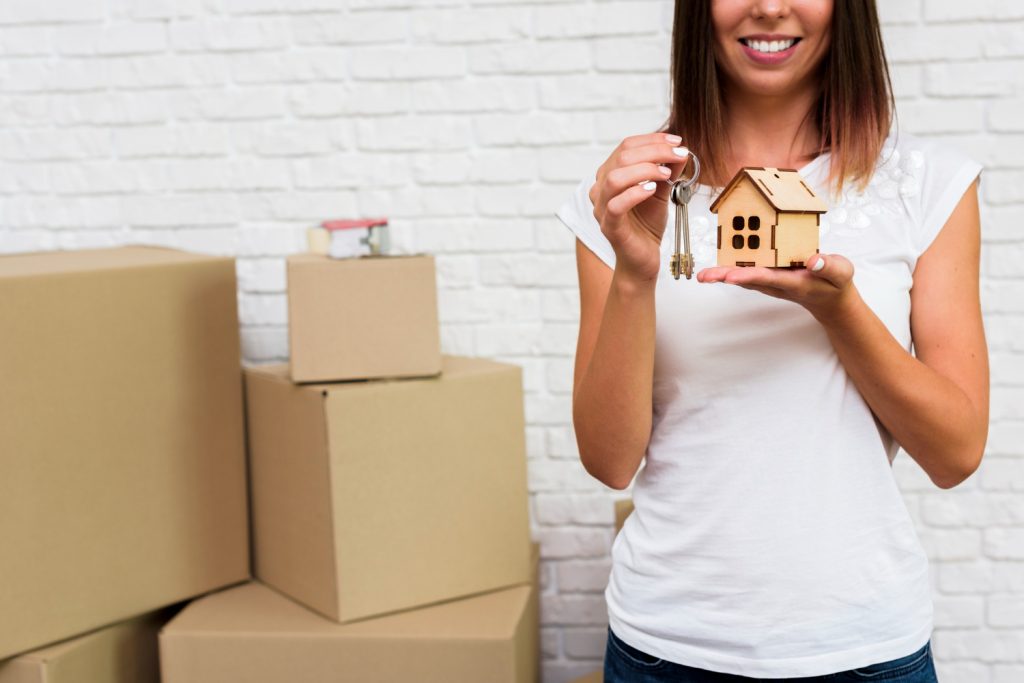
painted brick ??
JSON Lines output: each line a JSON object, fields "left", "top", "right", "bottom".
{"left": 1, "top": 4, "right": 1021, "bottom": 677}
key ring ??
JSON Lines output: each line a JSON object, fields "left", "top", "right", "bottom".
{"left": 668, "top": 151, "right": 700, "bottom": 198}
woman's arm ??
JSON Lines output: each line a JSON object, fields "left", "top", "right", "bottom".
{"left": 814, "top": 180, "right": 989, "bottom": 488}
{"left": 572, "top": 240, "right": 656, "bottom": 490}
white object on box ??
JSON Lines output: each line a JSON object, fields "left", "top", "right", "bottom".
{"left": 328, "top": 228, "right": 370, "bottom": 258}
{"left": 307, "top": 227, "right": 330, "bottom": 255}
{"left": 306, "top": 218, "right": 390, "bottom": 259}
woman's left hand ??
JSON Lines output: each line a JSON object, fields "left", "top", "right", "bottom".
{"left": 696, "top": 253, "right": 857, "bottom": 323}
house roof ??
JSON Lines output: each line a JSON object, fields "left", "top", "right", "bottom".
{"left": 709, "top": 167, "right": 828, "bottom": 214}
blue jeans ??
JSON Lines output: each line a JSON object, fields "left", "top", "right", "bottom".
{"left": 605, "top": 627, "right": 939, "bottom": 682}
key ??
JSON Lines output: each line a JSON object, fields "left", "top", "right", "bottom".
{"left": 668, "top": 151, "right": 700, "bottom": 280}
{"left": 670, "top": 183, "right": 693, "bottom": 280}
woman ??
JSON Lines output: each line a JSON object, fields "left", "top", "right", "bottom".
{"left": 555, "top": 0, "right": 988, "bottom": 681}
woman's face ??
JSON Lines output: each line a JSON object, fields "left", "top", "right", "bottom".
{"left": 711, "top": 0, "right": 833, "bottom": 99}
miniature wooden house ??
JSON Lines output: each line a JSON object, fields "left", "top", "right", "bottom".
{"left": 710, "top": 167, "right": 828, "bottom": 268}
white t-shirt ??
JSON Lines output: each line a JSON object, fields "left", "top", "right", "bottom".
{"left": 555, "top": 127, "right": 983, "bottom": 678}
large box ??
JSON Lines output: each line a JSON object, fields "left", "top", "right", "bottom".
{"left": 0, "top": 607, "right": 178, "bottom": 683}
{"left": 159, "top": 545, "right": 540, "bottom": 683}
{"left": 286, "top": 253, "right": 442, "bottom": 383}
{"left": 243, "top": 355, "right": 533, "bottom": 623}
{"left": 0, "top": 247, "right": 250, "bottom": 659}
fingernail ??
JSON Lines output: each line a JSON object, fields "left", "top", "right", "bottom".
{"left": 640, "top": 181, "right": 657, "bottom": 191}
{"left": 673, "top": 146, "right": 689, "bottom": 157}
{"left": 666, "top": 134, "right": 682, "bottom": 144}
{"left": 811, "top": 256, "right": 825, "bottom": 271}
{"left": 658, "top": 165, "right": 671, "bottom": 175}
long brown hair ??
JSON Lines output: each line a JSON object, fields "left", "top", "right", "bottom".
{"left": 659, "top": 0, "right": 894, "bottom": 197}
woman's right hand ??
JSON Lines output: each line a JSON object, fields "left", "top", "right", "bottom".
{"left": 589, "top": 132, "right": 692, "bottom": 284}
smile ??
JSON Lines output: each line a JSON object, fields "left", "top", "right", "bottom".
{"left": 739, "top": 37, "right": 800, "bottom": 54}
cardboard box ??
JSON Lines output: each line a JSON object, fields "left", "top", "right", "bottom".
{"left": 0, "top": 607, "right": 179, "bottom": 683}
{"left": 243, "top": 355, "right": 533, "bottom": 623}
{"left": 615, "top": 499, "right": 634, "bottom": 535}
{"left": 571, "top": 673, "right": 603, "bottom": 683}
{"left": 286, "top": 253, "right": 442, "bottom": 383}
{"left": 0, "top": 247, "right": 250, "bottom": 659}
{"left": 159, "top": 545, "right": 541, "bottom": 683}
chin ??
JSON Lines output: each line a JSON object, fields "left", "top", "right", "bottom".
{"left": 735, "top": 74, "right": 805, "bottom": 98}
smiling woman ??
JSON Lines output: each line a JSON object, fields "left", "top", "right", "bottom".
{"left": 668, "top": 0, "right": 891, "bottom": 196}
{"left": 555, "top": 0, "right": 988, "bottom": 681}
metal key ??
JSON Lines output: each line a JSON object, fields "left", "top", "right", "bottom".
{"left": 668, "top": 151, "right": 700, "bottom": 280}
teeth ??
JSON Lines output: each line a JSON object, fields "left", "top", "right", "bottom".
{"left": 744, "top": 38, "right": 796, "bottom": 54}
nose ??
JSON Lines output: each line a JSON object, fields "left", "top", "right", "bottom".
{"left": 750, "top": 0, "right": 790, "bottom": 19}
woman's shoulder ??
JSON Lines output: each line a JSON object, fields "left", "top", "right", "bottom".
{"left": 837, "top": 125, "right": 983, "bottom": 211}
{"left": 869, "top": 125, "right": 983, "bottom": 258}
{"left": 876, "top": 126, "right": 981, "bottom": 178}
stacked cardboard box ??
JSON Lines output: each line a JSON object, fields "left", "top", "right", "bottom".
{"left": 0, "top": 606, "right": 180, "bottom": 683}
{"left": 0, "top": 247, "right": 250, "bottom": 663}
{"left": 160, "top": 250, "right": 538, "bottom": 681}
{"left": 287, "top": 254, "right": 442, "bottom": 383}
{"left": 160, "top": 545, "right": 539, "bottom": 683}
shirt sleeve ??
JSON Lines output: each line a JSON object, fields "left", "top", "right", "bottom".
{"left": 554, "top": 172, "right": 617, "bottom": 270}
{"left": 913, "top": 140, "right": 983, "bottom": 258}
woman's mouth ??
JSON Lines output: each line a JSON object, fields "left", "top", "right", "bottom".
{"left": 738, "top": 37, "right": 801, "bottom": 64}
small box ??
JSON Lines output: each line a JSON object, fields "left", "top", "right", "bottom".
{"left": 0, "top": 247, "right": 250, "bottom": 660}
{"left": 571, "top": 673, "right": 603, "bottom": 683}
{"left": 159, "top": 545, "right": 540, "bottom": 683}
{"left": 0, "top": 607, "right": 179, "bottom": 683}
{"left": 243, "top": 355, "right": 533, "bottom": 623}
{"left": 286, "top": 253, "right": 442, "bottom": 383}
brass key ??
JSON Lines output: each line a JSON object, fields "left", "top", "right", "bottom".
{"left": 668, "top": 151, "right": 700, "bottom": 280}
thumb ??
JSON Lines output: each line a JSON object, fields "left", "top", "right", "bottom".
{"left": 807, "top": 253, "right": 854, "bottom": 289}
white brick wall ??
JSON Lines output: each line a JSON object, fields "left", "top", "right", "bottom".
{"left": 0, "top": 2, "right": 1021, "bottom": 681}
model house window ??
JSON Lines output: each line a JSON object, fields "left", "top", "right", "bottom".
{"left": 749, "top": 216, "right": 760, "bottom": 230}
{"left": 733, "top": 216, "right": 744, "bottom": 230}
{"left": 749, "top": 235, "right": 760, "bottom": 249}
{"left": 732, "top": 235, "right": 744, "bottom": 249}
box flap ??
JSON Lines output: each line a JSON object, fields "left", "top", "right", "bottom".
{"left": 0, "top": 246, "right": 227, "bottom": 279}
{"left": 243, "top": 356, "right": 517, "bottom": 393}
{"left": 163, "top": 580, "right": 532, "bottom": 641}
{"left": 286, "top": 253, "right": 426, "bottom": 267}
{"left": 0, "top": 608, "right": 175, "bottom": 683}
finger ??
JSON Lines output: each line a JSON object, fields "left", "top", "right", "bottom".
{"left": 697, "top": 267, "right": 735, "bottom": 283}
{"left": 605, "top": 162, "right": 675, "bottom": 200}
{"left": 615, "top": 142, "right": 691, "bottom": 198}
{"left": 728, "top": 277, "right": 787, "bottom": 293}
{"left": 597, "top": 133, "right": 675, "bottom": 193}
{"left": 723, "top": 266, "right": 777, "bottom": 286}
{"left": 620, "top": 131, "right": 684, "bottom": 151}
{"left": 806, "top": 253, "right": 854, "bottom": 289}
{"left": 618, "top": 141, "right": 691, "bottom": 173}
{"left": 602, "top": 181, "right": 661, "bottom": 237}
